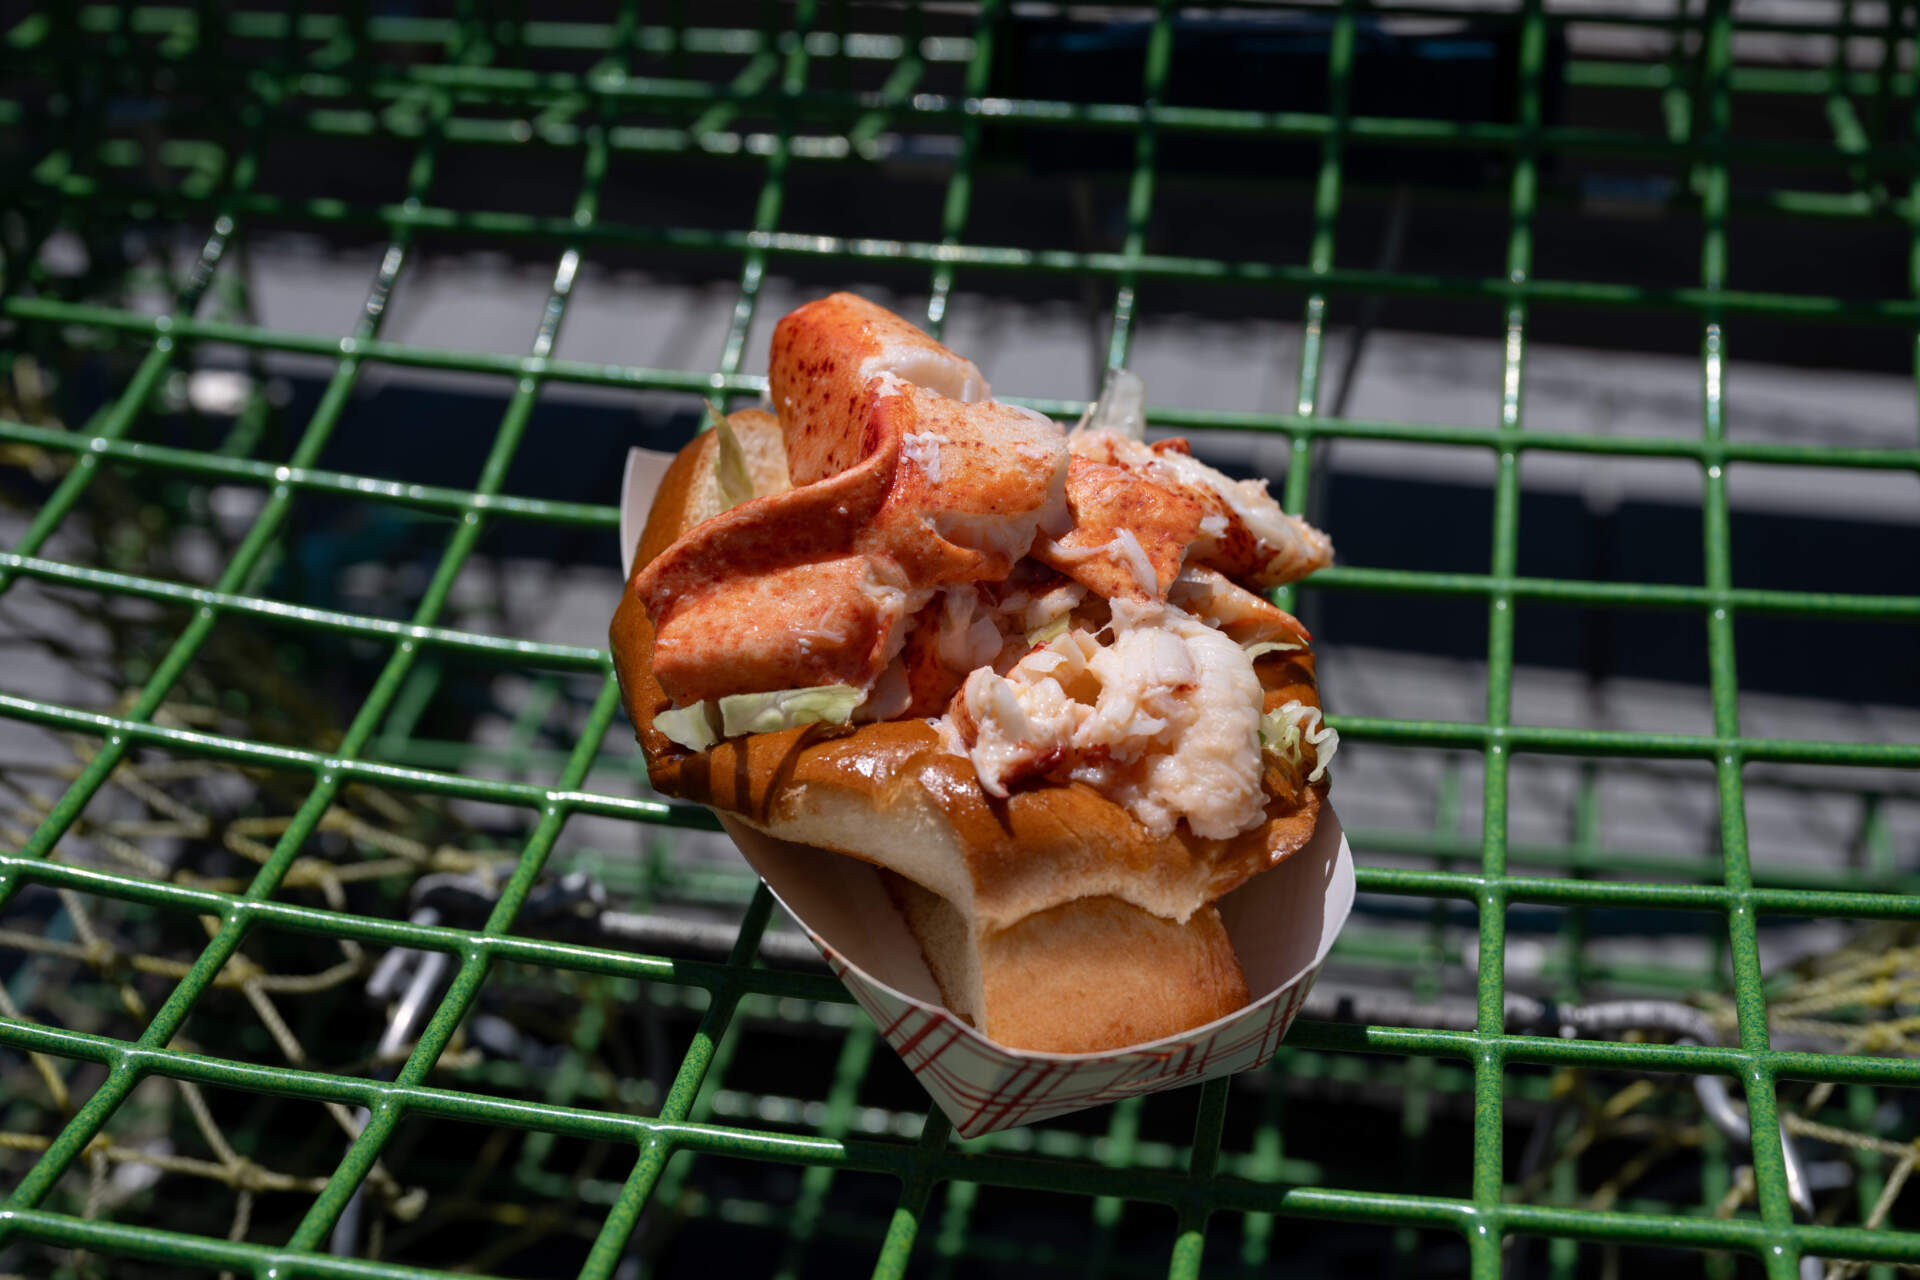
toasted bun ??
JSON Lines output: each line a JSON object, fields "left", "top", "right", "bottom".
{"left": 628, "top": 409, "right": 790, "bottom": 554}
{"left": 611, "top": 411, "right": 1325, "bottom": 1051}
{"left": 881, "top": 871, "right": 1250, "bottom": 1053}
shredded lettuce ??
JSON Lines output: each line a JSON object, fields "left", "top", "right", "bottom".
{"left": 1026, "top": 615, "right": 1071, "bottom": 646}
{"left": 1258, "top": 699, "right": 1339, "bottom": 783}
{"left": 655, "top": 702, "right": 722, "bottom": 751}
{"left": 657, "top": 683, "right": 865, "bottom": 748}
{"left": 709, "top": 399, "right": 756, "bottom": 510}
{"left": 1244, "top": 638, "right": 1306, "bottom": 659}
{"left": 1073, "top": 367, "right": 1147, "bottom": 441}
{"left": 718, "top": 684, "right": 863, "bottom": 737}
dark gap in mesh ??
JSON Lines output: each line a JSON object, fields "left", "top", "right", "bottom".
{"left": 429, "top": 138, "right": 592, "bottom": 220}
{"left": 1509, "top": 601, "right": 1714, "bottom": 733}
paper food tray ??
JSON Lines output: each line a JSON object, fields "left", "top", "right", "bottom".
{"left": 621, "top": 445, "right": 1354, "bottom": 1138}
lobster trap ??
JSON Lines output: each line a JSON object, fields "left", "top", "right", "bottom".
{"left": 2, "top": 2, "right": 1919, "bottom": 1278}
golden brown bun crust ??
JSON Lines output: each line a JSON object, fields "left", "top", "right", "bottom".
{"left": 883, "top": 870, "right": 1249, "bottom": 1054}
{"left": 980, "top": 898, "right": 1249, "bottom": 1053}
{"left": 610, "top": 415, "right": 1327, "bottom": 931}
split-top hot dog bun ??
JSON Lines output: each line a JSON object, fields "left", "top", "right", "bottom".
{"left": 610, "top": 294, "right": 1337, "bottom": 1053}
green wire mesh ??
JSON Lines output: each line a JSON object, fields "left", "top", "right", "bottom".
{"left": 1, "top": 2, "right": 1919, "bottom": 1278}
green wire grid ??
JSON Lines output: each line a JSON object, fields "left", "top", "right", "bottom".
{"left": 1, "top": 2, "right": 1918, "bottom": 1278}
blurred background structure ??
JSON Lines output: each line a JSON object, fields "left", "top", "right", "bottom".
{"left": 1, "top": 2, "right": 1918, "bottom": 1278}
